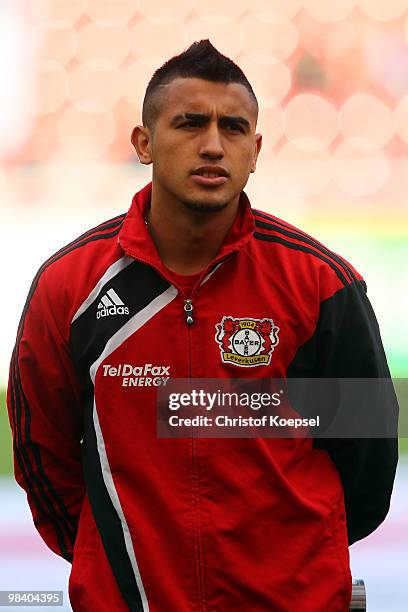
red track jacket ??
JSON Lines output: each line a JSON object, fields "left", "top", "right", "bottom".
{"left": 7, "top": 183, "right": 398, "bottom": 611}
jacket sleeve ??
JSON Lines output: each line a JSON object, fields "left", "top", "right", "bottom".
{"left": 287, "top": 278, "right": 399, "bottom": 545}
{"left": 6, "top": 267, "right": 85, "bottom": 561}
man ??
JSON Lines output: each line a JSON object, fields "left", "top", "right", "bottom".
{"left": 7, "top": 40, "right": 398, "bottom": 611}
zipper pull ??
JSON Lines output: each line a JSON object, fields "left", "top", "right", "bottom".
{"left": 184, "top": 299, "right": 194, "bottom": 326}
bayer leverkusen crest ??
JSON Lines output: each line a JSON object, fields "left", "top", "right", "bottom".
{"left": 215, "top": 316, "right": 280, "bottom": 367}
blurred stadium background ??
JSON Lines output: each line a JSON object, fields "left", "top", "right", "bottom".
{"left": 0, "top": 1, "right": 407, "bottom": 610}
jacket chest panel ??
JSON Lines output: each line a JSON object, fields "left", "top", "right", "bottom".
{"left": 184, "top": 279, "right": 315, "bottom": 378}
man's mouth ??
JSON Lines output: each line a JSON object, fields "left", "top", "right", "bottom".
{"left": 198, "top": 171, "right": 223, "bottom": 178}
{"left": 190, "top": 166, "right": 229, "bottom": 186}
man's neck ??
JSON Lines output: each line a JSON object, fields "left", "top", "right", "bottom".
{"left": 147, "top": 185, "right": 240, "bottom": 275}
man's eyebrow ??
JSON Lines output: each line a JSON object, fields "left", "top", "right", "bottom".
{"left": 170, "top": 113, "right": 207, "bottom": 125}
{"left": 219, "top": 115, "right": 250, "bottom": 129}
{"left": 170, "top": 113, "right": 251, "bottom": 128}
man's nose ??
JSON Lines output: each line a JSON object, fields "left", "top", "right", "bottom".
{"left": 199, "top": 123, "right": 224, "bottom": 159}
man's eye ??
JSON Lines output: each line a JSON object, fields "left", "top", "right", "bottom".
{"left": 180, "top": 121, "right": 201, "bottom": 128}
{"left": 225, "top": 124, "right": 244, "bottom": 133}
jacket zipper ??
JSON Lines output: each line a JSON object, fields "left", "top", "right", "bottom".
{"left": 123, "top": 259, "right": 206, "bottom": 609}
{"left": 184, "top": 299, "right": 194, "bottom": 326}
{"left": 121, "top": 250, "right": 240, "bottom": 612}
{"left": 184, "top": 292, "right": 205, "bottom": 611}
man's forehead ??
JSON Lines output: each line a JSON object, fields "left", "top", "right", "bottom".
{"left": 160, "top": 78, "right": 256, "bottom": 119}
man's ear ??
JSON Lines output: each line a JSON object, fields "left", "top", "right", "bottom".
{"left": 131, "top": 125, "right": 153, "bottom": 165}
{"left": 250, "top": 133, "right": 262, "bottom": 173}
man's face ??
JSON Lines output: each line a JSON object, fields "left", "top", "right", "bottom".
{"left": 134, "top": 78, "right": 262, "bottom": 213}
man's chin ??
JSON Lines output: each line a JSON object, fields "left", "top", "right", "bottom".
{"left": 181, "top": 199, "right": 230, "bottom": 214}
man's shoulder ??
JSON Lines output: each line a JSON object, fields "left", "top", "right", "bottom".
{"left": 27, "top": 212, "right": 127, "bottom": 317}
{"left": 42, "top": 211, "right": 126, "bottom": 275}
{"left": 251, "top": 207, "right": 363, "bottom": 291}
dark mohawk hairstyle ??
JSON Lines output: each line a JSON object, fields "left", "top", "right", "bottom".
{"left": 142, "top": 39, "right": 258, "bottom": 129}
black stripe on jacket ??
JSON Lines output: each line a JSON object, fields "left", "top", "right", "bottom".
{"left": 70, "top": 261, "right": 171, "bottom": 611}
{"left": 253, "top": 231, "right": 350, "bottom": 286}
{"left": 252, "top": 210, "right": 357, "bottom": 284}
{"left": 9, "top": 355, "right": 73, "bottom": 560}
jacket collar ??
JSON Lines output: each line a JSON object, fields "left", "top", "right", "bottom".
{"left": 118, "top": 182, "right": 255, "bottom": 278}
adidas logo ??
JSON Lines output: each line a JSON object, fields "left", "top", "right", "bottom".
{"left": 97, "top": 288, "right": 130, "bottom": 319}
